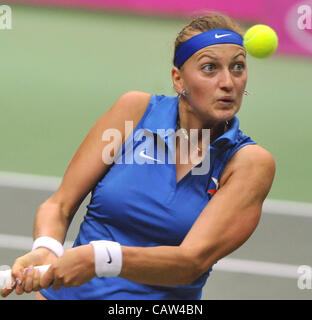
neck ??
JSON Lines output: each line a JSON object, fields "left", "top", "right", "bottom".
{"left": 177, "top": 100, "right": 229, "bottom": 144}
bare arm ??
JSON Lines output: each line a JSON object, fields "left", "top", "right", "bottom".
{"left": 119, "top": 144, "right": 276, "bottom": 286}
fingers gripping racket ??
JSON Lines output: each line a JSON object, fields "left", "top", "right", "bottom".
{"left": 0, "top": 265, "right": 50, "bottom": 290}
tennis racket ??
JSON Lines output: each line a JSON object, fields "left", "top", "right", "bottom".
{"left": 0, "top": 265, "right": 50, "bottom": 290}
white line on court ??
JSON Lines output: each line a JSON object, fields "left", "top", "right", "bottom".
{"left": 0, "top": 171, "right": 311, "bottom": 218}
{"left": 262, "top": 199, "right": 312, "bottom": 218}
{"left": 213, "top": 257, "right": 299, "bottom": 279}
{"left": 0, "top": 234, "right": 73, "bottom": 252}
{"left": 0, "top": 171, "right": 61, "bottom": 192}
{"left": 0, "top": 233, "right": 299, "bottom": 279}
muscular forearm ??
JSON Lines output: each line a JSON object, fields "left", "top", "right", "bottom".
{"left": 119, "top": 245, "right": 197, "bottom": 287}
{"left": 118, "top": 207, "right": 261, "bottom": 288}
{"left": 33, "top": 199, "right": 72, "bottom": 244}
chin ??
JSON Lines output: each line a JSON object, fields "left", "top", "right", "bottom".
{"left": 215, "top": 108, "right": 238, "bottom": 122}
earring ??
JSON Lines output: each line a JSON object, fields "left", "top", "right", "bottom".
{"left": 178, "top": 89, "right": 187, "bottom": 99}
{"left": 244, "top": 90, "right": 252, "bottom": 96}
{"left": 180, "top": 89, "right": 189, "bottom": 97}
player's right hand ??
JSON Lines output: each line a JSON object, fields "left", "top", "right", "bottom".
{"left": 0, "top": 247, "right": 58, "bottom": 298}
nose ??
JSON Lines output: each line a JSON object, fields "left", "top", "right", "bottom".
{"left": 218, "top": 68, "right": 234, "bottom": 92}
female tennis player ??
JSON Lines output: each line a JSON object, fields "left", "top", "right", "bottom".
{"left": 1, "top": 12, "right": 275, "bottom": 300}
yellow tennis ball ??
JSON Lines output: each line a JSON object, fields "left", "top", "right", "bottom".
{"left": 244, "top": 24, "right": 278, "bottom": 58}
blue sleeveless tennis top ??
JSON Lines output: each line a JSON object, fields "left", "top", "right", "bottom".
{"left": 41, "top": 94, "right": 256, "bottom": 300}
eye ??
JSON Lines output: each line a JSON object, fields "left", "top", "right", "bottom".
{"left": 233, "top": 62, "right": 245, "bottom": 72}
{"left": 202, "top": 64, "right": 216, "bottom": 72}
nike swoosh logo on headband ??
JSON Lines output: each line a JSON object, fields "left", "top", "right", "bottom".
{"left": 215, "top": 33, "right": 232, "bottom": 39}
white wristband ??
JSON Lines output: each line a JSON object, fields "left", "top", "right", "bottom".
{"left": 90, "top": 240, "right": 122, "bottom": 277}
{"left": 32, "top": 236, "right": 64, "bottom": 257}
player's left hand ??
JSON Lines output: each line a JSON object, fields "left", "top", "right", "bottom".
{"left": 41, "top": 244, "right": 96, "bottom": 290}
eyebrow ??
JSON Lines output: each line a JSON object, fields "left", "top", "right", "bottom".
{"left": 197, "top": 52, "right": 246, "bottom": 61}
{"left": 197, "top": 54, "right": 217, "bottom": 61}
{"left": 233, "top": 52, "right": 246, "bottom": 59}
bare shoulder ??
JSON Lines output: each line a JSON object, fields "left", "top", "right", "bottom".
{"left": 110, "top": 91, "right": 152, "bottom": 122}
{"left": 116, "top": 90, "right": 152, "bottom": 107}
{"left": 230, "top": 144, "right": 275, "bottom": 170}
{"left": 220, "top": 144, "right": 276, "bottom": 187}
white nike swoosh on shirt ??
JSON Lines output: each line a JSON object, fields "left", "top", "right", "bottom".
{"left": 139, "top": 150, "right": 163, "bottom": 163}
{"left": 215, "top": 33, "right": 232, "bottom": 39}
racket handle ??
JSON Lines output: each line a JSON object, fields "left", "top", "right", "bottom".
{"left": 0, "top": 265, "right": 51, "bottom": 290}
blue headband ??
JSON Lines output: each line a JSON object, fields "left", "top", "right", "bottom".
{"left": 174, "top": 29, "right": 244, "bottom": 68}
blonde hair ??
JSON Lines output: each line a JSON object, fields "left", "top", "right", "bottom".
{"left": 173, "top": 12, "right": 244, "bottom": 68}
